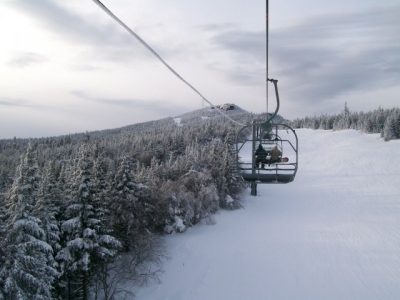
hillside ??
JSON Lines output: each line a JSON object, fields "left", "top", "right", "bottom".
{"left": 135, "top": 129, "right": 400, "bottom": 300}
{"left": 0, "top": 104, "right": 265, "bottom": 299}
{"left": 0, "top": 105, "right": 251, "bottom": 143}
{"left": 175, "top": 105, "right": 286, "bottom": 126}
{"left": 0, "top": 104, "right": 279, "bottom": 192}
{"left": 1, "top": 103, "right": 399, "bottom": 299}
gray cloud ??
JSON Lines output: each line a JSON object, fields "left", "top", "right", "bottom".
{"left": 7, "top": 0, "right": 189, "bottom": 66}
{"left": 7, "top": 0, "right": 162, "bottom": 64}
{"left": 208, "top": 29, "right": 266, "bottom": 85}
{"left": 208, "top": 4, "right": 400, "bottom": 107}
{"left": 7, "top": 52, "right": 47, "bottom": 68}
{"left": 270, "top": 4, "right": 400, "bottom": 102}
{"left": 213, "top": 31, "right": 265, "bottom": 60}
{"left": 70, "top": 90, "right": 189, "bottom": 117}
{"left": 0, "top": 97, "right": 29, "bottom": 107}
{"left": 0, "top": 97, "right": 70, "bottom": 114}
{"left": 200, "top": 23, "right": 239, "bottom": 32}
{"left": 10, "top": 0, "right": 130, "bottom": 46}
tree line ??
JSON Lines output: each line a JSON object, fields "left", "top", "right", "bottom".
{"left": 290, "top": 104, "right": 400, "bottom": 141}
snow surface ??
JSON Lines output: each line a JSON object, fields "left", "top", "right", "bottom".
{"left": 173, "top": 118, "right": 182, "bottom": 126}
{"left": 136, "top": 129, "right": 400, "bottom": 300}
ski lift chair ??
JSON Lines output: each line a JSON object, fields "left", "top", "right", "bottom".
{"left": 235, "top": 79, "right": 298, "bottom": 195}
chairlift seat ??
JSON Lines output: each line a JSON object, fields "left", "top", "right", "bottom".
{"left": 241, "top": 173, "right": 294, "bottom": 183}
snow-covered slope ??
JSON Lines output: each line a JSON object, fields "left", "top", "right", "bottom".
{"left": 136, "top": 129, "right": 400, "bottom": 300}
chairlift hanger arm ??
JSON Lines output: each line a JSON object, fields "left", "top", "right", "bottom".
{"left": 263, "top": 78, "right": 280, "bottom": 125}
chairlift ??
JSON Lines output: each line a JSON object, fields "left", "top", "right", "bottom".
{"left": 235, "top": 79, "right": 298, "bottom": 196}
{"left": 234, "top": 1, "right": 299, "bottom": 195}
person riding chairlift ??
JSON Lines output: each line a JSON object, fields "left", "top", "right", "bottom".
{"left": 270, "top": 145, "right": 289, "bottom": 164}
{"left": 255, "top": 144, "right": 289, "bottom": 168}
{"left": 270, "top": 145, "right": 281, "bottom": 162}
{"left": 255, "top": 144, "right": 268, "bottom": 169}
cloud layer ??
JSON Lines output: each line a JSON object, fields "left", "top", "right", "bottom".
{"left": 1, "top": 0, "right": 399, "bottom": 138}
{"left": 210, "top": 3, "right": 400, "bottom": 109}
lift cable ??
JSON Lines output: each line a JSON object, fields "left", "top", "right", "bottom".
{"left": 92, "top": 0, "right": 246, "bottom": 126}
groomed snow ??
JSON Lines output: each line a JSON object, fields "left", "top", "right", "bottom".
{"left": 136, "top": 129, "right": 400, "bottom": 300}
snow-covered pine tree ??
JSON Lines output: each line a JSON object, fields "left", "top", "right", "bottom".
{"left": 208, "top": 139, "right": 228, "bottom": 207}
{"left": 109, "top": 157, "right": 140, "bottom": 251}
{"left": 92, "top": 140, "right": 113, "bottom": 237}
{"left": 109, "top": 156, "right": 154, "bottom": 251}
{"left": 54, "top": 159, "right": 76, "bottom": 298}
{"left": 57, "top": 143, "right": 120, "bottom": 300}
{"left": 0, "top": 189, "right": 7, "bottom": 300}
{"left": 34, "top": 161, "right": 62, "bottom": 250}
{"left": 0, "top": 195, "right": 5, "bottom": 233}
{"left": 374, "top": 107, "right": 386, "bottom": 134}
{"left": 0, "top": 141, "right": 57, "bottom": 300}
{"left": 221, "top": 133, "right": 243, "bottom": 209}
{"left": 33, "top": 160, "right": 62, "bottom": 297}
{"left": 362, "top": 113, "right": 375, "bottom": 133}
{"left": 382, "top": 108, "right": 400, "bottom": 141}
{"left": 335, "top": 102, "right": 351, "bottom": 130}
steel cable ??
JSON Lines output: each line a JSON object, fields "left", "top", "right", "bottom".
{"left": 92, "top": 0, "right": 246, "bottom": 126}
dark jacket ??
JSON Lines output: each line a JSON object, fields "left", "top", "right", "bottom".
{"left": 255, "top": 145, "right": 267, "bottom": 161}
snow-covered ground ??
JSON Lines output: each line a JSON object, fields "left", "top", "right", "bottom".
{"left": 173, "top": 118, "right": 182, "bottom": 126}
{"left": 136, "top": 129, "right": 400, "bottom": 300}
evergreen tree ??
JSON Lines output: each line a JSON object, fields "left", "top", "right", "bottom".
{"left": 33, "top": 161, "right": 62, "bottom": 297}
{"left": 110, "top": 157, "right": 154, "bottom": 251}
{"left": 57, "top": 144, "right": 120, "bottom": 300}
{"left": 54, "top": 160, "right": 75, "bottom": 298}
{"left": 0, "top": 142, "right": 57, "bottom": 300}
{"left": 0, "top": 191, "right": 7, "bottom": 300}
{"left": 34, "top": 161, "right": 62, "bottom": 252}
{"left": 383, "top": 108, "right": 400, "bottom": 141}
{"left": 335, "top": 102, "right": 351, "bottom": 130}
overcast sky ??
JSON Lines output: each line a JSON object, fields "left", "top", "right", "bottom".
{"left": 1, "top": 0, "right": 399, "bottom": 139}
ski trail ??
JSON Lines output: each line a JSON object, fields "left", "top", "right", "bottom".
{"left": 136, "top": 129, "right": 400, "bottom": 300}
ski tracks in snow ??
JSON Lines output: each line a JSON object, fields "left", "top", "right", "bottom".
{"left": 260, "top": 129, "right": 400, "bottom": 299}
{"left": 136, "top": 129, "right": 400, "bottom": 300}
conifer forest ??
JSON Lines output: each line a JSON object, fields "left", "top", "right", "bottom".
{"left": 0, "top": 104, "right": 399, "bottom": 299}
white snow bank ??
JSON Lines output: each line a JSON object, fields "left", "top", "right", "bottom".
{"left": 173, "top": 118, "right": 182, "bottom": 126}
